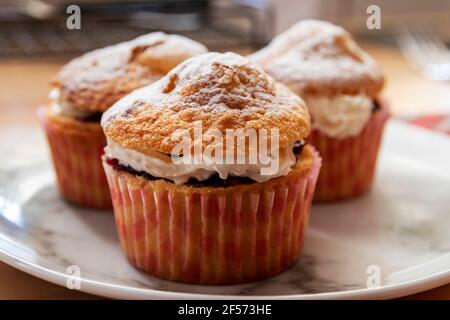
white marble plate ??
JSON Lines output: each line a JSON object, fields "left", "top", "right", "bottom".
{"left": 0, "top": 120, "right": 449, "bottom": 299}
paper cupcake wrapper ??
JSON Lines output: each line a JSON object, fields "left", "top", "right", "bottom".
{"left": 39, "top": 107, "right": 112, "bottom": 209}
{"left": 103, "top": 149, "right": 321, "bottom": 285}
{"left": 309, "top": 102, "right": 389, "bottom": 202}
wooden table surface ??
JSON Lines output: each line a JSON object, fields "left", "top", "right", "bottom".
{"left": 0, "top": 43, "right": 449, "bottom": 299}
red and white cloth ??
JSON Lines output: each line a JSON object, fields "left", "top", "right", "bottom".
{"left": 409, "top": 115, "right": 450, "bottom": 135}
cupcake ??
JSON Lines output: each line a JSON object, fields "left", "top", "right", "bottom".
{"left": 38, "top": 33, "right": 207, "bottom": 208}
{"left": 101, "top": 52, "right": 321, "bottom": 284}
{"left": 250, "top": 20, "right": 389, "bottom": 202}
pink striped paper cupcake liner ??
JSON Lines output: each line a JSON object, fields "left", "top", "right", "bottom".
{"left": 38, "top": 105, "right": 112, "bottom": 209}
{"left": 103, "top": 147, "right": 321, "bottom": 285}
{"left": 309, "top": 101, "right": 389, "bottom": 202}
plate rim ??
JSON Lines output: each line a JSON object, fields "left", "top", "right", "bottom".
{"left": 0, "top": 243, "right": 448, "bottom": 299}
{"left": 1, "top": 120, "right": 449, "bottom": 299}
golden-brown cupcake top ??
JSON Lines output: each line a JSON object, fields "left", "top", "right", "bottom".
{"left": 249, "top": 20, "right": 384, "bottom": 97}
{"left": 102, "top": 52, "right": 311, "bottom": 156}
{"left": 51, "top": 32, "right": 208, "bottom": 113}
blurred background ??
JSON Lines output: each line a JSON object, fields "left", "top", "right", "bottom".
{"left": 0, "top": 0, "right": 449, "bottom": 53}
{"left": 0, "top": 0, "right": 450, "bottom": 131}
{"left": 0, "top": 0, "right": 450, "bottom": 55}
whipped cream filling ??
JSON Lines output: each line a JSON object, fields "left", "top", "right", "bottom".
{"left": 305, "top": 94, "right": 372, "bottom": 139}
{"left": 49, "top": 88, "right": 97, "bottom": 119}
{"left": 105, "top": 139, "right": 298, "bottom": 185}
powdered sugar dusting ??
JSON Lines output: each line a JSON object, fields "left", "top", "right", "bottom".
{"left": 54, "top": 32, "right": 208, "bottom": 96}
{"left": 102, "top": 52, "right": 305, "bottom": 126}
{"left": 249, "top": 20, "right": 383, "bottom": 95}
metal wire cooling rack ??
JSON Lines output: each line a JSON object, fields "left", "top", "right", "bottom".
{"left": 0, "top": 1, "right": 273, "bottom": 57}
